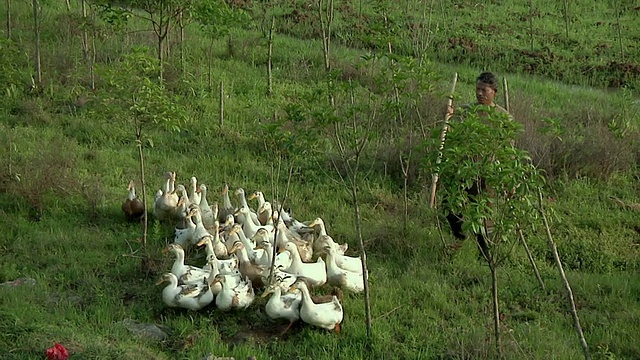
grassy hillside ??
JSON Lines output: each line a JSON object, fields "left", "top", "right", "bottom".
{"left": 1, "top": 1, "right": 640, "bottom": 359}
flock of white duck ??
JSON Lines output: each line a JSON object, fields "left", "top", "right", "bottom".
{"left": 130, "top": 171, "right": 366, "bottom": 333}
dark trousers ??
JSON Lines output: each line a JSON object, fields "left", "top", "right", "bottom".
{"left": 445, "top": 211, "right": 489, "bottom": 259}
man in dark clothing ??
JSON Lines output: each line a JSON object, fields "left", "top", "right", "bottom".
{"left": 443, "top": 72, "right": 512, "bottom": 260}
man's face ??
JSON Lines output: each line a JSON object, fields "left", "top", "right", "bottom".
{"left": 476, "top": 81, "right": 496, "bottom": 106}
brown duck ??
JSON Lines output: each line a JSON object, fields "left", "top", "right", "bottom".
{"left": 122, "top": 180, "right": 145, "bottom": 222}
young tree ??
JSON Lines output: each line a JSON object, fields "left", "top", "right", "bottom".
{"left": 101, "top": 47, "right": 188, "bottom": 256}
{"left": 95, "top": 0, "right": 190, "bottom": 80}
{"left": 428, "top": 106, "right": 545, "bottom": 356}
{"left": 192, "top": 0, "right": 249, "bottom": 90}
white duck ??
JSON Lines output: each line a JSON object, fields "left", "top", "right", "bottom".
{"left": 228, "top": 224, "right": 262, "bottom": 262}
{"left": 229, "top": 241, "right": 268, "bottom": 289}
{"left": 257, "top": 201, "right": 274, "bottom": 226}
{"left": 198, "top": 184, "right": 217, "bottom": 230}
{"left": 280, "top": 242, "right": 326, "bottom": 287}
{"left": 324, "top": 241, "right": 362, "bottom": 274}
{"left": 235, "top": 188, "right": 261, "bottom": 226}
{"left": 275, "top": 203, "right": 309, "bottom": 233}
{"left": 174, "top": 207, "right": 197, "bottom": 248}
{"left": 156, "top": 272, "right": 214, "bottom": 311}
{"left": 235, "top": 206, "right": 274, "bottom": 239}
{"left": 252, "top": 228, "right": 292, "bottom": 269}
{"left": 324, "top": 246, "right": 364, "bottom": 293}
{"left": 196, "top": 235, "right": 239, "bottom": 273}
{"left": 262, "top": 279, "right": 302, "bottom": 333}
{"left": 308, "top": 217, "right": 348, "bottom": 255}
{"left": 195, "top": 220, "right": 229, "bottom": 260}
{"left": 163, "top": 243, "right": 210, "bottom": 284}
{"left": 289, "top": 279, "right": 343, "bottom": 332}
{"left": 190, "top": 207, "right": 216, "bottom": 249}
{"left": 218, "top": 184, "right": 235, "bottom": 223}
{"left": 153, "top": 171, "right": 180, "bottom": 222}
{"left": 188, "top": 176, "right": 202, "bottom": 206}
{"left": 247, "top": 190, "right": 266, "bottom": 213}
{"left": 273, "top": 214, "right": 313, "bottom": 262}
{"left": 212, "top": 274, "right": 255, "bottom": 311}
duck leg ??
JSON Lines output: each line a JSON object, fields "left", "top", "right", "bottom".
{"left": 279, "top": 321, "right": 294, "bottom": 336}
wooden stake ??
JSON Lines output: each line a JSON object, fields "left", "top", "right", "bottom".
{"left": 267, "top": 17, "right": 275, "bottom": 96}
{"left": 502, "top": 77, "right": 510, "bottom": 112}
{"left": 219, "top": 80, "right": 224, "bottom": 127}
{"left": 429, "top": 72, "right": 458, "bottom": 208}
{"left": 517, "top": 227, "right": 545, "bottom": 290}
{"left": 537, "top": 188, "right": 591, "bottom": 360}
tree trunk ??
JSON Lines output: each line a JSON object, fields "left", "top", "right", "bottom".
{"left": 614, "top": 0, "right": 624, "bottom": 62}
{"left": 318, "top": 0, "right": 334, "bottom": 107}
{"left": 136, "top": 128, "right": 148, "bottom": 250}
{"left": 178, "top": 10, "right": 185, "bottom": 74}
{"left": 6, "top": 0, "right": 11, "bottom": 39}
{"left": 32, "top": 0, "right": 41, "bottom": 88}
{"left": 352, "top": 155, "right": 372, "bottom": 339}
{"left": 157, "top": 35, "right": 164, "bottom": 81}
{"left": 81, "top": 0, "right": 89, "bottom": 62}
{"left": 266, "top": 17, "right": 275, "bottom": 96}
{"left": 90, "top": 15, "right": 96, "bottom": 90}
{"left": 208, "top": 38, "right": 214, "bottom": 91}
{"left": 562, "top": 0, "right": 569, "bottom": 39}
{"left": 529, "top": 0, "right": 534, "bottom": 51}
{"left": 219, "top": 80, "right": 224, "bottom": 127}
{"left": 490, "top": 264, "right": 502, "bottom": 358}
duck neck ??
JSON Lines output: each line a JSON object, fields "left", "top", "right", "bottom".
{"left": 128, "top": 187, "right": 137, "bottom": 200}
{"left": 236, "top": 247, "right": 250, "bottom": 264}
{"left": 174, "top": 249, "right": 186, "bottom": 266}
{"left": 273, "top": 286, "right": 282, "bottom": 298}
{"left": 318, "top": 222, "right": 327, "bottom": 236}
{"left": 298, "top": 284, "right": 312, "bottom": 303}
{"left": 257, "top": 193, "right": 265, "bottom": 209}
{"left": 204, "top": 239, "right": 214, "bottom": 257}
{"left": 207, "top": 262, "right": 219, "bottom": 282}
{"left": 289, "top": 245, "right": 302, "bottom": 266}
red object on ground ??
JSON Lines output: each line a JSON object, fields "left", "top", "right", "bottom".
{"left": 45, "top": 343, "right": 69, "bottom": 360}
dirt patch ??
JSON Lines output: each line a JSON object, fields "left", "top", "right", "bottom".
{"left": 220, "top": 319, "right": 306, "bottom": 349}
{"left": 448, "top": 37, "right": 477, "bottom": 53}
{"left": 590, "top": 61, "right": 640, "bottom": 88}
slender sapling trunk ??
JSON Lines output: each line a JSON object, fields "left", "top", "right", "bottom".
{"left": 32, "top": 0, "right": 42, "bottom": 87}
{"left": 267, "top": 17, "right": 275, "bottom": 96}
{"left": 537, "top": 188, "right": 591, "bottom": 360}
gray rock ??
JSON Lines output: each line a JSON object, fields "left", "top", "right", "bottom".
{"left": 0, "top": 277, "right": 36, "bottom": 287}
{"left": 121, "top": 319, "right": 169, "bottom": 341}
{"left": 201, "top": 354, "right": 235, "bottom": 360}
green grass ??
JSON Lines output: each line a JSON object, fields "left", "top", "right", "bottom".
{"left": 1, "top": 0, "right": 640, "bottom": 359}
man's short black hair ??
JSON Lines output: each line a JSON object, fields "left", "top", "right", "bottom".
{"left": 476, "top": 72, "right": 499, "bottom": 92}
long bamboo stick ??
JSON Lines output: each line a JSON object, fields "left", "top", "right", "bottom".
{"left": 429, "top": 72, "right": 458, "bottom": 208}
{"left": 537, "top": 188, "right": 591, "bottom": 360}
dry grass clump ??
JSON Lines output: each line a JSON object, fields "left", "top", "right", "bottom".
{"left": 0, "top": 135, "right": 83, "bottom": 221}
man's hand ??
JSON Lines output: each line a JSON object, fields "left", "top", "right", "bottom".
{"left": 446, "top": 104, "right": 454, "bottom": 119}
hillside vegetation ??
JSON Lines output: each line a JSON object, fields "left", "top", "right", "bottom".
{"left": 0, "top": 0, "right": 639, "bottom": 359}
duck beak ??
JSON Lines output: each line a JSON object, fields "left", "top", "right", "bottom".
{"left": 261, "top": 289, "right": 271, "bottom": 298}
{"left": 161, "top": 246, "right": 170, "bottom": 254}
{"left": 155, "top": 277, "right": 166, "bottom": 285}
